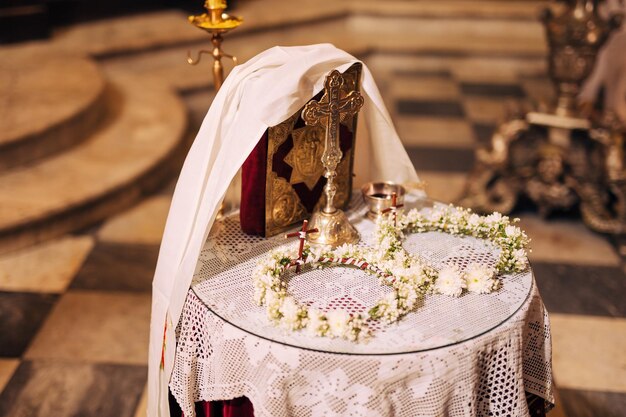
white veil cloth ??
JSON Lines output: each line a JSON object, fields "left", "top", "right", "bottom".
{"left": 148, "top": 44, "right": 419, "bottom": 416}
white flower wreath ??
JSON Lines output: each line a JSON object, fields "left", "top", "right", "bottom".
{"left": 252, "top": 204, "right": 530, "bottom": 342}
{"left": 374, "top": 205, "right": 531, "bottom": 299}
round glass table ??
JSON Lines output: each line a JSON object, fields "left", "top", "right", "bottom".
{"left": 170, "top": 195, "right": 554, "bottom": 417}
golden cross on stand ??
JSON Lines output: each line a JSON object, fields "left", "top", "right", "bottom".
{"left": 382, "top": 192, "right": 404, "bottom": 226}
{"left": 285, "top": 220, "right": 318, "bottom": 273}
{"left": 302, "top": 71, "right": 364, "bottom": 215}
{"left": 301, "top": 70, "right": 364, "bottom": 247}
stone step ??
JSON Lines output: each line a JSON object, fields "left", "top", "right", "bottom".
{"left": 97, "top": 1, "right": 547, "bottom": 94}
{"left": 48, "top": 0, "right": 547, "bottom": 58}
{"left": 100, "top": 16, "right": 546, "bottom": 95}
{"left": 0, "top": 51, "right": 107, "bottom": 171}
{"left": 0, "top": 75, "right": 188, "bottom": 254}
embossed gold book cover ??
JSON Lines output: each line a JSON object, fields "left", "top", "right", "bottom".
{"left": 240, "top": 63, "right": 362, "bottom": 237}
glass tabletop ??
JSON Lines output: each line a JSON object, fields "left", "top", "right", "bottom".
{"left": 190, "top": 194, "right": 533, "bottom": 355}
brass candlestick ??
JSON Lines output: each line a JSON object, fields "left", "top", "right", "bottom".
{"left": 302, "top": 70, "right": 364, "bottom": 247}
{"left": 187, "top": 0, "right": 242, "bottom": 90}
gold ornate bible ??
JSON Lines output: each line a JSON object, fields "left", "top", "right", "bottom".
{"left": 240, "top": 63, "right": 362, "bottom": 237}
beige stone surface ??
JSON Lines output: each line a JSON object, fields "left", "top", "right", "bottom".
{"left": 26, "top": 291, "right": 151, "bottom": 365}
{"left": 54, "top": 11, "right": 204, "bottom": 56}
{"left": 0, "top": 75, "right": 186, "bottom": 231}
{"left": 99, "top": 3, "right": 547, "bottom": 94}
{"left": 517, "top": 215, "right": 620, "bottom": 266}
{"left": 47, "top": 0, "right": 545, "bottom": 59}
{"left": 0, "top": 358, "right": 19, "bottom": 392}
{"left": 368, "top": 54, "right": 546, "bottom": 82}
{"left": 350, "top": 0, "right": 545, "bottom": 19}
{"left": 133, "top": 385, "right": 148, "bottom": 417}
{"left": 418, "top": 171, "right": 467, "bottom": 204}
{"left": 390, "top": 76, "right": 461, "bottom": 100}
{"left": 0, "top": 235, "right": 94, "bottom": 293}
{"left": 101, "top": 19, "right": 354, "bottom": 92}
{"left": 98, "top": 195, "right": 171, "bottom": 244}
{"left": 367, "top": 55, "right": 452, "bottom": 79}
{"left": 53, "top": 1, "right": 344, "bottom": 57}
{"left": 350, "top": 15, "right": 544, "bottom": 51}
{"left": 550, "top": 314, "right": 626, "bottom": 392}
{"left": 396, "top": 117, "right": 476, "bottom": 148}
{"left": 451, "top": 57, "right": 547, "bottom": 83}
{"left": 551, "top": 386, "right": 569, "bottom": 417}
{"left": 462, "top": 97, "right": 518, "bottom": 124}
{"left": 0, "top": 51, "right": 104, "bottom": 146}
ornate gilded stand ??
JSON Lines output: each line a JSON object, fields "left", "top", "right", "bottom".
{"left": 302, "top": 70, "right": 364, "bottom": 247}
{"left": 460, "top": 0, "right": 625, "bottom": 234}
{"left": 187, "top": 0, "right": 242, "bottom": 90}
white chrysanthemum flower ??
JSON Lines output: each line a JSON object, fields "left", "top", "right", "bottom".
{"left": 370, "top": 291, "right": 399, "bottom": 323}
{"left": 379, "top": 235, "right": 395, "bottom": 254}
{"left": 280, "top": 296, "right": 302, "bottom": 329}
{"left": 335, "top": 243, "right": 357, "bottom": 258}
{"left": 260, "top": 271, "right": 276, "bottom": 287}
{"left": 504, "top": 225, "right": 521, "bottom": 238}
{"left": 428, "top": 208, "right": 444, "bottom": 223}
{"left": 465, "top": 263, "right": 498, "bottom": 294}
{"left": 467, "top": 213, "right": 482, "bottom": 228}
{"left": 404, "top": 208, "right": 419, "bottom": 223}
{"left": 345, "top": 315, "right": 369, "bottom": 341}
{"left": 434, "top": 265, "right": 465, "bottom": 297}
{"left": 307, "top": 308, "right": 329, "bottom": 337}
{"left": 396, "top": 283, "right": 418, "bottom": 310}
{"left": 448, "top": 209, "right": 464, "bottom": 224}
{"left": 513, "top": 248, "right": 528, "bottom": 270}
{"left": 264, "top": 290, "right": 284, "bottom": 320}
{"left": 307, "top": 245, "right": 328, "bottom": 263}
{"left": 326, "top": 309, "right": 351, "bottom": 338}
{"left": 403, "top": 265, "right": 428, "bottom": 287}
{"left": 484, "top": 212, "right": 503, "bottom": 225}
{"left": 381, "top": 292, "right": 400, "bottom": 322}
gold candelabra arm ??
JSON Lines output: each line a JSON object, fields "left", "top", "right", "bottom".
{"left": 186, "top": 49, "right": 211, "bottom": 65}
{"left": 187, "top": 33, "right": 238, "bottom": 90}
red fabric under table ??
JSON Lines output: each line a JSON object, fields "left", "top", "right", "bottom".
{"left": 168, "top": 392, "right": 547, "bottom": 416}
{"left": 169, "top": 392, "right": 254, "bottom": 417}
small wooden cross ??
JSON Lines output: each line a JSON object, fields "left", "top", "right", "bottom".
{"left": 382, "top": 192, "right": 404, "bottom": 226}
{"left": 285, "top": 220, "right": 319, "bottom": 272}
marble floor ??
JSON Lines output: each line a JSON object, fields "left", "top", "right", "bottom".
{"left": 1, "top": 2, "right": 625, "bottom": 417}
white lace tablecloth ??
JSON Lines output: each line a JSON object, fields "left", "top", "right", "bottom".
{"left": 171, "top": 195, "right": 554, "bottom": 417}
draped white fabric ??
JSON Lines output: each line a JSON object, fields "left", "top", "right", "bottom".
{"left": 148, "top": 44, "right": 419, "bottom": 416}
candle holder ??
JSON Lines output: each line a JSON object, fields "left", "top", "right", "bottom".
{"left": 526, "top": 0, "right": 620, "bottom": 132}
{"left": 187, "top": 0, "right": 242, "bottom": 90}
{"left": 459, "top": 0, "right": 626, "bottom": 235}
{"left": 361, "top": 182, "right": 406, "bottom": 221}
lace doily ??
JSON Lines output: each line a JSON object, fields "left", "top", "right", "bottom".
{"left": 171, "top": 195, "right": 554, "bottom": 416}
